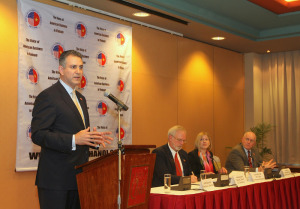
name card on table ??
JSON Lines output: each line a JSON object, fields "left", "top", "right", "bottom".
{"left": 230, "top": 174, "right": 247, "bottom": 187}
{"left": 200, "top": 178, "right": 215, "bottom": 190}
{"left": 280, "top": 168, "right": 293, "bottom": 177}
{"left": 249, "top": 172, "right": 265, "bottom": 182}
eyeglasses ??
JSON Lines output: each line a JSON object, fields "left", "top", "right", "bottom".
{"left": 245, "top": 138, "right": 255, "bottom": 143}
{"left": 171, "top": 135, "right": 187, "bottom": 144}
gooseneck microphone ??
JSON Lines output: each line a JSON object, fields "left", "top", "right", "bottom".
{"left": 104, "top": 91, "right": 129, "bottom": 111}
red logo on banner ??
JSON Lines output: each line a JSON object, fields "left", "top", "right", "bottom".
{"left": 26, "top": 10, "right": 41, "bottom": 28}
{"left": 97, "top": 52, "right": 106, "bottom": 66}
{"left": 26, "top": 126, "right": 32, "bottom": 140}
{"left": 118, "top": 79, "right": 124, "bottom": 92}
{"left": 116, "top": 33, "right": 125, "bottom": 45}
{"left": 78, "top": 75, "right": 87, "bottom": 89}
{"left": 52, "top": 43, "right": 64, "bottom": 59}
{"left": 75, "top": 22, "right": 87, "bottom": 38}
{"left": 97, "top": 101, "right": 108, "bottom": 115}
{"left": 116, "top": 127, "right": 125, "bottom": 139}
{"left": 27, "top": 67, "right": 39, "bottom": 84}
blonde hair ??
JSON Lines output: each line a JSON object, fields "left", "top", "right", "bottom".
{"left": 194, "top": 132, "right": 212, "bottom": 151}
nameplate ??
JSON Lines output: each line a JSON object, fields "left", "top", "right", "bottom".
{"left": 231, "top": 174, "right": 247, "bottom": 186}
{"left": 200, "top": 178, "right": 215, "bottom": 190}
{"left": 249, "top": 172, "right": 265, "bottom": 182}
{"left": 280, "top": 168, "right": 292, "bottom": 177}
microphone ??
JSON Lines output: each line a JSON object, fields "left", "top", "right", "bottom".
{"left": 104, "top": 91, "right": 129, "bottom": 111}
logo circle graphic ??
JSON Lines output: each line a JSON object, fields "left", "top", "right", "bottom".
{"left": 52, "top": 43, "right": 64, "bottom": 59}
{"left": 97, "top": 52, "right": 107, "bottom": 66}
{"left": 27, "top": 67, "right": 39, "bottom": 84}
{"left": 26, "top": 10, "right": 41, "bottom": 28}
{"left": 116, "top": 127, "right": 125, "bottom": 139}
{"left": 116, "top": 33, "right": 125, "bottom": 45}
{"left": 118, "top": 80, "right": 124, "bottom": 92}
{"left": 26, "top": 126, "right": 32, "bottom": 140}
{"left": 97, "top": 101, "right": 108, "bottom": 115}
{"left": 75, "top": 22, "right": 87, "bottom": 38}
{"left": 78, "top": 75, "right": 87, "bottom": 89}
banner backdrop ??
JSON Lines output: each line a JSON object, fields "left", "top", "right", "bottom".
{"left": 16, "top": 0, "right": 132, "bottom": 171}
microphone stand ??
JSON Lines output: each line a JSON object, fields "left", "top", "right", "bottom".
{"left": 117, "top": 106, "right": 123, "bottom": 209}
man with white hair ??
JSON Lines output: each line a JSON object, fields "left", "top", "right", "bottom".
{"left": 151, "top": 125, "right": 197, "bottom": 187}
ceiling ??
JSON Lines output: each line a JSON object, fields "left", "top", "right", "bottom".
{"left": 61, "top": 0, "right": 300, "bottom": 54}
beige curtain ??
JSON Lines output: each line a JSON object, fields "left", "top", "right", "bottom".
{"left": 261, "top": 51, "right": 300, "bottom": 165}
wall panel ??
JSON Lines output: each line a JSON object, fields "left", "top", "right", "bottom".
{"left": 177, "top": 38, "right": 214, "bottom": 152}
{"left": 213, "top": 47, "right": 245, "bottom": 165}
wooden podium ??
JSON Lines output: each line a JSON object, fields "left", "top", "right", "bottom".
{"left": 76, "top": 145, "right": 156, "bottom": 209}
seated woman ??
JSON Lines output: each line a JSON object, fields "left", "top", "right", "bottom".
{"left": 188, "top": 132, "right": 227, "bottom": 178}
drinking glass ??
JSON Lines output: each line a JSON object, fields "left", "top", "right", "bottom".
{"left": 164, "top": 174, "right": 171, "bottom": 192}
{"left": 200, "top": 170, "right": 206, "bottom": 181}
{"left": 244, "top": 166, "right": 250, "bottom": 180}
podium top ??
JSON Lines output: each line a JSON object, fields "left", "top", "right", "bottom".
{"left": 75, "top": 145, "right": 156, "bottom": 170}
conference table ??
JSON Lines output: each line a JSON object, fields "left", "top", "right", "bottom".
{"left": 149, "top": 173, "right": 300, "bottom": 209}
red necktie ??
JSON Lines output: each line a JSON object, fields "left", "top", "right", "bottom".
{"left": 175, "top": 153, "right": 182, "bottom": 176}
{"left": 248, "top": 150, "right": 253, "bottom": 168}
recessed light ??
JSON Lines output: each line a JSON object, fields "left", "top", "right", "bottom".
{"left": 211, "top": 36, "right": 225, "bottom": 40}
{"left": 267, "top": 50, "right": 271, "bottom": 53}
{"left": 133, "top": 12, "right": 150, "bottom": 17}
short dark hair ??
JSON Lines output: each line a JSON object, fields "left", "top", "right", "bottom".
{"left": 59, "top": 50, "right": 83, "bottom": 68}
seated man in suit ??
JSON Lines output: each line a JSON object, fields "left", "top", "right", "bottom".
{"left": 151, "top": 125, "right": 197, "bottom": 187}
{"left": 225, "top": 131, "right": 276, "bottom": 173}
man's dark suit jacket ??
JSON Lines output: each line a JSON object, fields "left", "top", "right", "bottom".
{"left": 225, "top": 143, "right": 262, "bottom": 173}
{"left": 31, "top": 81, "right": 90, "bottom": 190}
{"left": 188, "top": 149, "right": 217, "bottom": 178}
{"left": 151, "top": 144, "right": 192, "bottom": 187}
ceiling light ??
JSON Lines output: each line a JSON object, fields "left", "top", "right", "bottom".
{"left": 267, "top": 50, "right": 271, "bottom": 53}
{"left": 133, "top": 12, "right": 150, "bottom": 17}
{"left": 284, "top": 0, "right": 299, "bottom": 2}
{"left": 211, "top": 37, "right": 225, "bottom": 40}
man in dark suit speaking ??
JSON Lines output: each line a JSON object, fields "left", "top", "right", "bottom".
{"left": 31, "top": 50, "right": 113, "bottom": 209}
{"left": 151, "top": 125, "right": 197, "bottom": 187}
